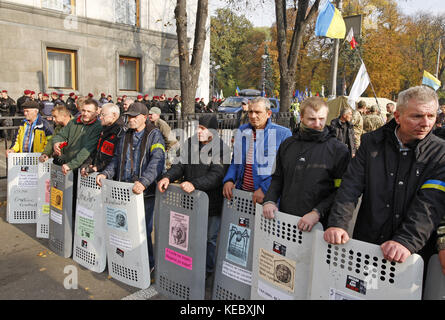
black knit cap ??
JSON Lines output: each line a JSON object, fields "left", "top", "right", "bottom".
{"left": 198, "top": 114, "right": 218, "bottom": 130}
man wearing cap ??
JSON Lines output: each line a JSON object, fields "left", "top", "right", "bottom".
{"left": 80, "top": 103, "right": 124, "bottom": 176}
{"left": 7, "top": 100, "right": 53, "bottom": 156}
{"left": 0, "top": 90, "right": 16, "bottom": 140}
{"left": 39, "top": 98, "right": 102, "bottom": 176}
{"left": 136, "top": 95, "right": 144, "bottom": 103}
{"left": 16, "top": 90, "right": 32, "bottom": 117}
{"left": 238, "top": 98, "right": 250, "bottom": 126}
{"left": 99, "top": 93, "right": 108, "bottom": 104}
{"left": 143, "top": 94, "right": 151, "bottom": 109}
{"left": 158, "top": 114, "right": 230, "bottom": 280}
{"left": 96, "top": 102, "right": 165, "bottom": 279}
{"left": 207, "top": 96, "right": 218, "bottom": 113}
{"left": 195, "top": 98, "right": 203, "bottom": 113}
{"left": 40, "top": 93, "right": 55, "bottom": 120}
{"left": 66, "top": 93, "right": 77, "bottom": 116}
{"left": 148, "top": 106, "right": 177, "bottom": 152}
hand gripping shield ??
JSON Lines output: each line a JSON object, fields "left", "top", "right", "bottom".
{"left": 7, "top": 153, "right": 40, "bottom": 223}
{"left": 250, "top": 204, "right": 323, "bottom": 300}
{"left": 154, "top": 184, "right": 209, "bottom": 300}
{"left": 36, "top": 159, "right": 52, "bottom": 238}
{"left": 212, "top": 189, "right": 255, "bottom": 300}
{"left": 309, "top": 230, "right": 424, "bottom": 300}
{"left": 73, "top": 172, "right": 106, "bottom": 273}
{"left": 48, "top": 164, "right": 74, "bottom": 258}
{"left": 102, "top": 179, "right": 150, "bottom": 289}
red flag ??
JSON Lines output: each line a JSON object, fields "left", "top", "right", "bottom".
{"left": 345, "top": 28, "right": 357, "bottom": 49}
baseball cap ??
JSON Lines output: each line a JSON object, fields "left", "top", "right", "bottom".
{"left": 148, "top": 107, "right": 161, "bottom": 115}
{"left": 124, "top": 102, "right": 148, "bottom": 116}
{"left": 241, "top": 98, "right": 249, "bottom": 105}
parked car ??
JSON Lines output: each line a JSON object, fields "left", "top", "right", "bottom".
{"left": 217, "top": 89, "right": 280, "bottom": 115}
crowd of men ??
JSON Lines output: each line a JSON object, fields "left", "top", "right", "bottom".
{"left": 3, "top": 85, "right": 445, "bottom": 297}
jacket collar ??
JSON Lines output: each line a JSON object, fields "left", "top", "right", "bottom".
{"left": 76, "top": 114, "right": 98, "bottom": 125}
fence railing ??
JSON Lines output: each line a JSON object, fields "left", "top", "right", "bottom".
{"left": 0, "top": 112, "right": 297, "bottom": 179}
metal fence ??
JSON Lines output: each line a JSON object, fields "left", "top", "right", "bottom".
{"left": 0, "top": 112, "right": 296, "bottom": 179}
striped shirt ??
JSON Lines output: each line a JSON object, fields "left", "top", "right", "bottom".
{"left": 242, "top": 131, "right": 256, "bottom": 192}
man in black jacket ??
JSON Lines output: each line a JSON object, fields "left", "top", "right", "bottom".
{"left": 157, "top": 114, "right": 230, "bottom": 278}
{"left": 330, "top": 106, "right": 356, "bottom": 157}
{"left": 80, "top": 103, "right": 124, "bottom": 176}
{"left": 263, "top": 97, "right": 350, "bottom": 230}
{"left": 324, "top": 86, "right": 445, "bottom": 266}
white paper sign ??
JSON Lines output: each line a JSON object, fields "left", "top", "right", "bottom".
{"left": 257, "top": 279, "right": 293, "bottom": 300}
{"left": 18, "top": 171, "right": 38, "bottom": 188}
{"left": 109, "top": 233, "right": 132, "bottom": 251}
{"left": 76, "top": 204, "right": 94, "bottom": 220}
{"left": 50, "top": 210, "right": 62, "bottom": 225}
{"left": 222, "top": 260, "right": 252, "bottom": 285}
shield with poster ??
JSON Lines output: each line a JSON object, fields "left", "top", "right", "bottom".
{"left": 73, "top": 172, "right": 106, "bottom": 273}
{"left": 154, "top": 184, "right": 209, "bottom": 300}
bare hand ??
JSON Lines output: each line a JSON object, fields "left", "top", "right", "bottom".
{"left": 5, "top": 149, "right": 14, "bottom": 158}
{"left": 439, "top": 250, "right": 445, "bottom": 275}
{"left": 180, "top": 181, "right": 195, "bottom": 194}
{"left": 53, "top": 142, "right": 62, "bottom": 156}
{"left": 61, "top": 164, "right": 70, "bottom": 175}
{"left": 262, "top": 202, "right": 278, "bottom": 219}
{"left": 39, "top": 154, "right": 49, "bottom": 163}
{"left": 380, "top": 240, "right": 411, "bottom": 263}
{"left": 132, "top": 181, "right": 146, "bottom": 194}
{"left": 80, "top": 167, "right": 88, "bottom": 177}
{"left": 223, "top": 181, "right": 235, "bottom": 200}
{"left": 324, "top": 227, "right": 350, "bottom": 244}
{"left": 157, "top": 178, "right": 170, "bottom": 193}
{"left": 96, "top": 174, "right": 106, "bottom": 187}
{"left": 252, "top": 188, "right": 265, "bottom": 205}
{"left": 297, "top": 210, "right": 320, "bottom": 232}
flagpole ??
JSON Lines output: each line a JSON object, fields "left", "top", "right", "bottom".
{"left": 355, "top": 50, "right": 381, "bottom": 116}
{"left": 329, "top": 0, "right": 342, "bottom": 100}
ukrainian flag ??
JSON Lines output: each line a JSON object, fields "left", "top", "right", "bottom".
{"left": 422, "top": 70, "right": 441, "bottom": 91}
{"left": 315, "top": 1, "right": 346, "bottom": 39}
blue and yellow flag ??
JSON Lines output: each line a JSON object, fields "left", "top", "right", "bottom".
{"left": 422, "top": 70, "right": 441, "bottom": 91}
{"left": 315, "top": 1, "right": 346, "bottom": 39}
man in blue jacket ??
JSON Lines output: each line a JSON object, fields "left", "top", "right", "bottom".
{"left": 96, "top": 102, "right": 165, "bottom": 279}
{"left": 222, "top": 97, "right": 292, "bottom": 204}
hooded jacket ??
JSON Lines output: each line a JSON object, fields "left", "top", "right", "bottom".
{"left": 328, "top": 119, "right": 445, "bottom": 254}
{"left": 264, "top": 125, "right": 350, "bottom": 226}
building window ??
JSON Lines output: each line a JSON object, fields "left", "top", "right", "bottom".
{"left": 47, "top": 48, "right": 77, "bottom": 90}
{"left": 115, "top": 0, "right": 139, "bottom": 26}
{"left": 42, "top": 0, "right": 75, "bottom": 14}
{"left": 119, "top": 56, "right": 140, "bottom": 91}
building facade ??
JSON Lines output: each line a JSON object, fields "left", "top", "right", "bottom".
{"left": 0, "top": 0, "right": 210, "bottom": 101}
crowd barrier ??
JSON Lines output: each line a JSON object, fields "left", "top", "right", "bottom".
{"left": 36, "top": 158, "right": 52, "bottom": 238}
{"left": 154, "top": 184, "right": 209, "bottom": 300}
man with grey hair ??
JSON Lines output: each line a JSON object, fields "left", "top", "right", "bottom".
{"left": 223, "top": 97, "right": 292, "bottom": 205}
{"left": 80, "top": 103, "right": 124, "bottom": 175}
{"left": 330, "top": 106, "right": 356, "bottom": 157}
{"left": 325, "top": 86, "right": 445, "bottom": 275}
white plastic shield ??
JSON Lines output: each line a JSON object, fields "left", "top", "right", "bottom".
{"left": 212, "top": 189, "right": 255, "bottom": 300}
{"left": 7, "top": 153, "right": 40, "bottom": 224}
{"left": 102, "top": 179, "right": 150, "bottom": 289}
{"left": 154, "top": 184, "right": 209, "bottom": 300}
{"left": 250, "top": 204, "right": 323, "bottom": 300}
{"left": 36, "top": 159, "right": 52, "bottom": 238}
{"left": 73, "top": 173, "right": 106, "bottom": 273}
{"left": 309, "top": 230, "right": 424, "bottom": 300}
{"left": 423, "top": 254, "right": 445, "bottom": 300}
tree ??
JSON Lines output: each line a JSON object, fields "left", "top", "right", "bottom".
{"left": 175, "top": 0, "right": 208, "bottom": 114}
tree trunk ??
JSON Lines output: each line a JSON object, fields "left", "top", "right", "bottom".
{"left": 175, "top": 0, "right": 208, "bottom": 115}
{"left": 274, "top": 0, "right": 320, "bottom": 112}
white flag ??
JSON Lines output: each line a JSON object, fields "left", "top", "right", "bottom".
{"left": 347, "top": 62, "right": 370, "bottom": 109}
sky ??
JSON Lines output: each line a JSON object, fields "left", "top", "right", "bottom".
{"left": 210, "top": 0, "right": 445, "bottom": 28}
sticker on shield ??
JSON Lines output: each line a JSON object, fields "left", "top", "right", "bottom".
{"left": 106, "top": 206, "right": 128, "bottom": 232}
{"left": 169, "top": 211, "right": 189, "bottom": 251}
{"left": 226, "top": 223, "right": 251, "bottom": 267}
{"left": 258, "top": 248, "right": 296, "bottom": 293}
{"left": 50, "top": 187, "right": 63, "bottom": 210}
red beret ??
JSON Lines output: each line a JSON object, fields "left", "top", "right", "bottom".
{"left": 144, "top": 94, "right": 149, "bottom": 98}
{"left": 88, "top": 93, "right": 93, "bottom": 97}
{"left": 60, "top": 94, "right": 64, "bottom": 97}
{"left": 43, "top": 93, "right": 49, "bottom": 97}
{"left": 137, "top": 95, "right": 143, "bottom": 99}
{"left": 69, "top": 92, "right": 75, "bottom": 96}
{"left": 122, "top": 95, "right": 127, "bottom": 98}
{"left": 51, "top": 92, "right": 58, "bottom": 96}
{"left": 1, "top": 90, "right": 7, "bottom": 93}
{"left": 24, "top": 90, "right": 31, "bottom": 95}
{"left": 31, "top": 91, "right": 35, "bottom": 95}
{"left": 195, "top": 98, "right": 200, "bottom": 101}
{"left": 168, "top": 98, "right": 172, "bottom": 101}
{"left": 101, "top": 92, "right": 105, "bottom": 96}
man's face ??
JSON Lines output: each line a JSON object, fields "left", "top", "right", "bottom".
{"left": 301, "top": 106, "right": 328, "bottom": 131}
{"left": 99, "top": 109, "right": 116, "bottom": 126}
{"left": 148, "top": 113, "right": 160, "bottom": 122}
{"left": 1, "top": 92, "right": 7, "bottom": 99}
{"left": 52, "top": 111, "right": 68, "bottom": 126}
{"left": 440, "top": 105, "right": 445, "bottom": 113}
{"left": 123, "top": 101, "right": 132, "bottom": 111}
{"left": 197, "top": 125, "right": 213, "bottom": 142}
{"left": 394, "top": 98, "right": 437, "bottom": 143}
{"left": 128, "top": 114, "right": 147, "bottom": 130}
{"left": 342, "top": 110, "right": 353, "bottom": 122}
{"left": 23, "top": 108, "right": 39, "bottom": 122}
{"left": 248, "top": 103, "right": 272, "bottom": 129}
{"left": 241, "top": 103, "right": 248, "bottom": 111}
{"left": 81, "top": 103, "right": 98, "bottom": 123}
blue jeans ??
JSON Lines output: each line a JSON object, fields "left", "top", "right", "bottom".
{"left": 144, "top": 196, "right": 155, "bottom": 269}
{"left": 206, "top": 215, "right": 221, "bottom": 273}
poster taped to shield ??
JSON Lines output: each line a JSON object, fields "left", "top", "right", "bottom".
{"left": 169, "top": 211, "right": 189, "bottom": 251}
{"left": 258, "top": 248, "right": 296, "bottom": 293}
